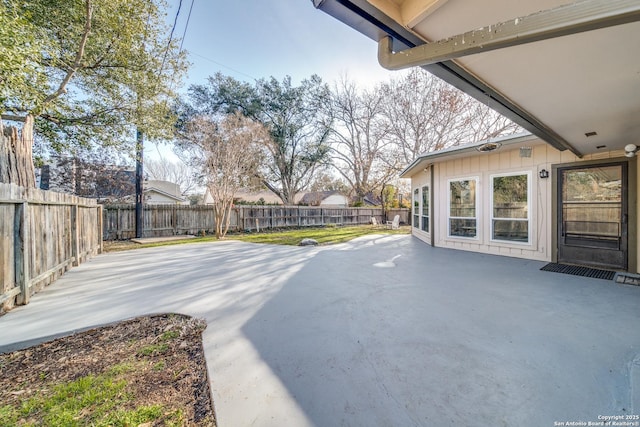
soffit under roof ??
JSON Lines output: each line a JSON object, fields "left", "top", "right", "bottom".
{"left": 364, "top": 0, "right": 640, "bottom": 156}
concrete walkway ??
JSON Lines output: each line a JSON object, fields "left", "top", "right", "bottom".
{"left": 1, "top": 235, "right": 639, "bottom": 426}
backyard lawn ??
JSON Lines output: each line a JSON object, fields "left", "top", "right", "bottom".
{"left": 104, "top": 224, "right": 410, "bottom": 252}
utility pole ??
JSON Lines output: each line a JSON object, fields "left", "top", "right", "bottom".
{"left": 135, "top": 129, "right": 144, "bottom": 238}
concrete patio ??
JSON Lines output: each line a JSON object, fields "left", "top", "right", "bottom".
{"left": 1, "top": 235, "right": 639, "bottom": 426}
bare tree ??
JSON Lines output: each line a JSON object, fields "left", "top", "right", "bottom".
{"left": 325, "top": 77, "right": 399, "bottom": 203}
{"left": 380, "top": 68, "right": 520, "bottom": 165}
{"left": 145, "top": 157, "right": 199, "bottom": 195}
{"left": 181, "top": 112, "right": 267, "bottom": 239}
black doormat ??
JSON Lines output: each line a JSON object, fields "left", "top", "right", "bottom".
{"left": 540, "top": 263, "right": 616, "bottom": 280}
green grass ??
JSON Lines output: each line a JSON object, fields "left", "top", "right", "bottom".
{"left": 161, "top": 330, "right": 180, "bottom": 341}
{"left": 0, "top": 362, "right": 179, "bottom": 427}
{"left": 138, "top": 343, "right": 169, "bottom": 357}
{"left": 105, "top": 225, "right": 410, "bottom": 252}
{"left": 232, "top": 225, "right": 408, "bottom": 245}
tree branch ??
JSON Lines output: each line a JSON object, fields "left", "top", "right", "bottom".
{"left": 0, "top": 114, "right": 27, "bottom": 123}
{"left": 41, "top": 0, "right": 93, "bottom": 107}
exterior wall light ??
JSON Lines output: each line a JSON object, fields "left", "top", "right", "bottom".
{"left": 539, "top": 169, "right": 550, "bottom": 179}
{"left": 476, "top": 142, "right": 501, "bottom": 152}
{"left": 625, "top": 144, "right": 638, "bottom": 157}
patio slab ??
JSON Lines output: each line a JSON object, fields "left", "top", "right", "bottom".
{"left": 1, "top": 235, "right": 639, "bottom": 426}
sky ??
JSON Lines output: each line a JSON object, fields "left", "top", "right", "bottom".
{"left": 148, "top": 0, "right": 405, "bottom": 162}
{"left": 168, "top": 0, "right": 400, "bottom": 89}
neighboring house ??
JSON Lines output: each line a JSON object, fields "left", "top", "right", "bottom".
{"left": 203, "top": 189, "right": 287, "bottom": 205}
{"left": 316, "top": 1, "right": 640, "bottom": 274}
{"left": 144, "top": 180, "right": 188, "bottom": 205}
{"left": 39, "top": 161, "right": 136, "bottom": 202}
{"left": 300, "top": 191, "right": 349, "bottom": 207}
{"left": 360, "top": 192, "right": 382, "bottom": 207}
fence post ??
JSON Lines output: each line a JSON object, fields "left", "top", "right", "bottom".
{"left": 71, "top": 204, "right": 80, "bottom": 266}
{"left": 115, "top": 206, "right": 120, "bottom": 239}
{"left": 15, "top": 201, "right": 30, "bottom": 305}
{"left": 270, "top": 207, "right": 274, "bottom": 229}
{"left": 172, "top": 205, "right": 178, "bottom": 235}
{"left": 97, "top": 204, "right": 103, "bottom": 254}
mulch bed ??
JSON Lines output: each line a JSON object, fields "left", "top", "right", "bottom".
{"left": 0, "top": 313, "right": 216, "bottom": 426}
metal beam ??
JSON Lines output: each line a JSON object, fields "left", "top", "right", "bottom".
{"left": 379, "top": 0, "right": 640, "bottom": 70}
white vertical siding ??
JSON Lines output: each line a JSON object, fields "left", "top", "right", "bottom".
{"left": 408, "top": 139, "right": 632, "bottom": 265}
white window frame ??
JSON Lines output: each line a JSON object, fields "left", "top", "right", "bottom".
{"left": 421, "top": 185, "right": 429, "bottom": 233}
{"left": 447, "top": 177, "right": 479, "bottom": 240}
{"left": 412, "top": 188, "right": 420, "bottom": 229}
{"left": 489, "top": 171, "right": 532, "bottom": 245}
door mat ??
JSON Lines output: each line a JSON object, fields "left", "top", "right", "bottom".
{"left": 540, "top": 263, "right": 615, "bottom": 280}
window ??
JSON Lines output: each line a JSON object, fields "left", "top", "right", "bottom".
{"left": 448, "top": 178, "right": 477, "bottom": 238}
{"left": 421, "top": 185, "right": 429, "bottom": 232}
{"left": 491, "top": 173, "right": 530, "bottom": 243}
{"left": 413, "top": 188, "right": 419, "bottom": 229}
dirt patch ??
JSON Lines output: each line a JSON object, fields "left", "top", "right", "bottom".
{"left": 0, "top": 314, "right": 216, "bottom": 426}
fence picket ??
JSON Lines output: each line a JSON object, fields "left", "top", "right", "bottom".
{"left": 0, "top": 183, "right": 102, "bottom": 314}
{"left": 102, "top": 204, "right": 409, "bottom": 240}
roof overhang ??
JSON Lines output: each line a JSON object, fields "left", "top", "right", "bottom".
{"left": 399, "top": 132, "right": 540, "bottom": 178}
{"left": 145, "top": 187, "right": 186, "bottom": 202}
{"left": 313, "top": 0, "right": 640, "bottom": 158}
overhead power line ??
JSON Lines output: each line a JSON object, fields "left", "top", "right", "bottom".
{"left": 180, "top": 0, "right": 196, "bottom": 52}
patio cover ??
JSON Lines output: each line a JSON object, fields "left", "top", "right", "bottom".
{"left": 313, "top": 0, "right": 640, "bottom": 158}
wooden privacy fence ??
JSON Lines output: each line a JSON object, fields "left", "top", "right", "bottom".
{"left": 103, "top": 204, "right": 409, "bottom": 240}
{"left": 0, "top": 183, "right": 103, "bottom": 314}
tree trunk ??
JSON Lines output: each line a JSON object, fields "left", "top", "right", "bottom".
{"left": 214, "top": 204, "right": 223, "bottom": 239}
{"left": 0, "top": 116, "right": 36, "bottom": 188}
{"left": 223, "top": 201, "right": 233, "bottom": 238}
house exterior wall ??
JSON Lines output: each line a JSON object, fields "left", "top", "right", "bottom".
{"left": 320, "top": 194, "right": 349, "bottom": 207}
{"left": 146, "top": 191, "right": 187, "bottom": 205}
{"left": 408, "top": 140, "right": 638, "bottom": 271}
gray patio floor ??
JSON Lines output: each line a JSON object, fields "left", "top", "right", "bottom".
{"left": 1, "top": 235, "right": 639, "bottom": 426}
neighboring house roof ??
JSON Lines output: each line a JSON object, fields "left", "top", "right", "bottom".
{"left": 144, "top": 180, "right": 186, "bottom": 203}
{"left": 203, "top": 188, "right": 293, "bottom": 205}
{"left": 146, "top": 180, "right": 182, "bottom": 197}
{"left": 400, "top": 132, "right": 538, "bottom": 178}
{"left": 314, "top": 0, "right": 640, "bottom": 158}
{"left": 360, "top": 193, "right": 382, "bottom": 206}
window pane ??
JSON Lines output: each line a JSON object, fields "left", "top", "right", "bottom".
{"left": 450, "top": 180, "right": 476, "bottom": 217}
{"left": 421, "top": 186, "right": 429, "bottom": 232}
{"left": 493, "top": 175, "right": 528, "bottom": 219}
{"left": 563, "top": 166, "right": 621, "bottom": 202}
{"left": 413, "top": 189, "right": 420, "bottom": 229}
{"left": 562, "top": 165, "right": 622, "bottom": 244}
{"left": 493, "top": 220, "right": 528, "bottom": 242}
{"left": 449, "top": 218, "right": 476, "bottom": 237}
{"left": 421, "top": 216, "right": 429, "bottom": 232}
{"left": 421, "top": 186, "right": 429, "bottom": 215}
